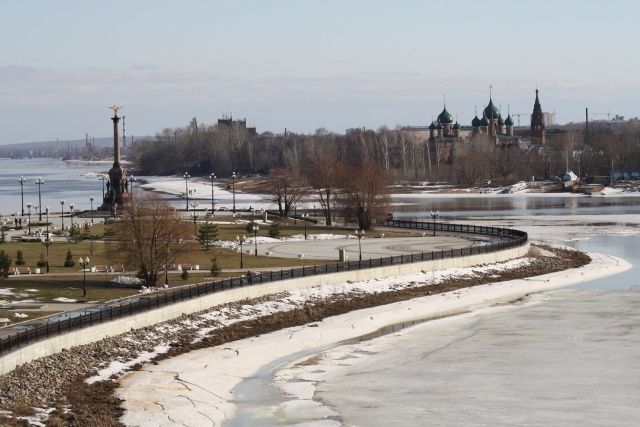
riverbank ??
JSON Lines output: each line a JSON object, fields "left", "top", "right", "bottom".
{"left": 115, "top": 249, "right": 626, "bottom": 427}
{"left": 0, "top": 244, "right": 594, "bottom": 425}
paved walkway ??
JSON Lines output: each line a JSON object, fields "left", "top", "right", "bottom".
{"left": 257, "top": 233, "right": 489, "bottom": 261}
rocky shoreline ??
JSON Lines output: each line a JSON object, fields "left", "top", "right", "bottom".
{"left": 0, "top": 245, "right": 589, "bottom": 426}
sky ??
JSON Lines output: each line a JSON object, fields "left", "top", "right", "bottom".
{"left": 1, "top": 0, "right": 639, "bottom": 144}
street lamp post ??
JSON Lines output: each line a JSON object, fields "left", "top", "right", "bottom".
{"left": 303, "top": 213, "right": 309, "bottom": 240}
{"left": 232, "top": 171, "right": 236, "bottom": 214}
{"left": 35, "top": 178, "right": 45, "bottom": 221}
{"left": 69, "top": 203, "right": 75, "bottom": 228}
{"left": 236, "top": 235, "right": 245, "bottom": 268}
{"left": 43, "top": 238, "right": 52, "bottom": 273}
{"left": 190, "top": 201, "right": 199, "bottom": 235}
{"left": 26, "top": 202, "right": 32, "bottom": 234}
{"left": 60, "top": 200, "right": 65, "bottom": 230}
{"left": 355, "top": 229, "right": 365, "bottom": 261}
{"left": 99, "top": 175, "right": 107, "bottom": 200}
{"left": 45, "top": 206, "right": 50, "bottom": 236}
{"left": 165, "top": 249, "right": 171, "bottom": 287}
{"left": 430, "top": 210, "right": 440, "bottom": 237}
{"left": 18, "top": 176, "right": 26, "bottom": 216}
{"left": 252, "top": 224, "right": 259, "bottom": 256}
{"left": 209, "top": 173, "right": 216, "bottom": 215}
{"left": 183, "top": 172, "right": 191, "bottom": 211}
{"left": 89, "top": 196, "right": 94, "bottom": 224}
{"left": 79, "top": 256, "right": 90, "bottom": 298}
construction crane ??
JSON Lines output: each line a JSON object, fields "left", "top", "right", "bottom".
{"left": 511, "top": 113, "right": 530, "bottom": 127}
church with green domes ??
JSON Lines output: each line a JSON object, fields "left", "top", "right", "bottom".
{"left": 426, "top": 89, "right": 544, "bottom": 166}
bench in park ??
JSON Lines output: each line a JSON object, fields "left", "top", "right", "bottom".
{"left": 92, "top": 265, "right": 109, "bottom": 273}
{"left": 111, "top": 264, "right": 126, "bottom": 272}
{"left": 12, "top": 266, "right": 31, "bottom": 275}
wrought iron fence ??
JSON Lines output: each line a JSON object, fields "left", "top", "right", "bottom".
{"left": 0, "top": 220, "right": 527, "bottom": 355}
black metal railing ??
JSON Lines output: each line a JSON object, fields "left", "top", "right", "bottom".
{"left": 0, "top": 220, "right": 527, "bottom": 356}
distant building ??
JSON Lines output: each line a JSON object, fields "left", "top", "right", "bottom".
{"left": 217, "top": 115, "right": 257, "bottom": 135}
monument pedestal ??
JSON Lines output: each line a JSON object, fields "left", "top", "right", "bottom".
{"left": 98, "top": 109, "right": 128, "bottom": 215}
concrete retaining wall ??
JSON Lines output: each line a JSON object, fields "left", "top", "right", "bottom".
{"left": 0, "top": 242, "right": 528, "bottom": 375}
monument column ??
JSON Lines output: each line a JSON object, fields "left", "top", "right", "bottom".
{"left": 112, "top": 114, "right": 121, "bottom": 166}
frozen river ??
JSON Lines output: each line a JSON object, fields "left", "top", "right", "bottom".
{"left": 219, "top": 236, "right": 640, "bottom": 427}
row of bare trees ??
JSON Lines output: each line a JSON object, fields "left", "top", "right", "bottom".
{"left": 265, "top": 157, "right": 389, "bottom": 229}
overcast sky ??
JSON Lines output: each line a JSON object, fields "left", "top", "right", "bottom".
{"left": 1, "top": 0, "right": 639, "bottom": 144}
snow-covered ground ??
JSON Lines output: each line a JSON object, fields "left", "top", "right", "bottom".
{"left": 117, "top": 251, "right": 630, "bottom": 426}
{"left": 138, "top": 176, "right": 273, "bottom": 210}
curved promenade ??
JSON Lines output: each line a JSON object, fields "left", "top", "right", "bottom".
{"left": 0, "top": 220, "right": 528, "bottom": 375}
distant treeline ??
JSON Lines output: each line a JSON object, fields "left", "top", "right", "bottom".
{"left": 129, "top": 117, "right": 640, "bottom": 185}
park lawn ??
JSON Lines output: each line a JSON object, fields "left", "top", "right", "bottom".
{"left": 3, "top": 275, "right": 139, "bottom": 302}
{"left": 0, "top": 240, "right": 111, "bottom": 274}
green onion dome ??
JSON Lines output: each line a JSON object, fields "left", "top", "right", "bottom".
{"left": 437, "top": 107, "right": 454, "bottom": 124}
{"left": 505, "top": 114, "right": 514, "bottom": 126}
{"left": 483, "top": 99, "right": 500, "bottom": 120}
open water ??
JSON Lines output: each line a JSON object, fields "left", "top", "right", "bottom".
{"left": 0, "top": 158, "right": 110, "bottom": 214}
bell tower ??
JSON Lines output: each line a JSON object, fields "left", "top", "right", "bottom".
{"left": 531, "top": 89, "right": 546, "bottom": 145}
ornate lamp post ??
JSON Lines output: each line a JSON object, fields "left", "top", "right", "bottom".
{"left": 183, "top": 172, "right": 191, "bottom": 211}
{"left": 303, "top": 213, "right": 309, "bottom": 240}
{"left": 18, "top": 176, "right": 26, "bottom": 216}
{"left": 209, "top": 172, "right": 216, "bottom": 215}
{"left": 99, "top": 175, "right": 108, "bottom": 200}
{"left": 236, "top": 235, "right": 245, "bottom": 268}
{"left": 78, "top": 256, "right": 90, "bottom": 298}
{"left": 355, "top": 229, "right": 365, "bottom": 261}
{"left": 26, "top": 202, "right": 32, "bottom": 234}
{"left": 60, "top": 200, "right": 65, "bottom": 230}
{"left": 232, "top": 171, "right": 236, "bottom": 214}
{"left": 35, "top": 177, "right": 45, "bottom": 221}
{"left": 126, "top": 175, "right": 136, "bottom": 197}
{"left": 69, "top": 203, "right": 75, "bottom": 228}
{"left": 252, "top": 224, "right": 259, "bottom": 256}
{"left": 89, "top": 196, "right": 94, "bottom": 224}
{"left": 190, "top": 201, "right": 199, "bottom": 235}
{"left": 430, "top": 210, "right": 440, "bottom": 237}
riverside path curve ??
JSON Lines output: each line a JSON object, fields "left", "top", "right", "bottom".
{"left": 0, "top": 220, "right": 528, "bottom": 374}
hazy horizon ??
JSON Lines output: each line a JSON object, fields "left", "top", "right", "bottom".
{"left": 1, "top": 0, "right": 639, "bottom": 145}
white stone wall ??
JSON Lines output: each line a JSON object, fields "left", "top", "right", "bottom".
{"left": 0, "top": 243, "right": 529, "bottom": 375}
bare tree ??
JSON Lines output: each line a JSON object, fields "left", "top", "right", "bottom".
{"left": 107, "top": 194, "right": 192, "bottom": 287}
{"left": 307, "top": 156, "right": 345, "bottom": 225}
{"left": 341, "top": 161, "right": 389, "bottom": 229}
{"left": 266, "top": 168, "right": 307, "bottom": 218}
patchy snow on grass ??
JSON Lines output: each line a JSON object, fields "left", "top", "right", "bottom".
{"left": 53, "top": 297, "right": 78, "bottom": 303}
{"left": 13, "top": 312, "right": 28, "bottom": 318}
{"left": 0, "top": 288, "right": 15, "bottom": 296}
{"left": 112, "top": 276, "right": 143, "bottom": 285}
